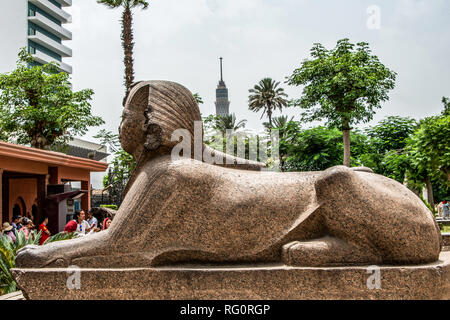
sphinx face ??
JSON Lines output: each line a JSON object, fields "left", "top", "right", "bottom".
{"left": 119, "top": 107, "right": 146, "bottom": 158}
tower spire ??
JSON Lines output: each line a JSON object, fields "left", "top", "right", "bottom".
{"left": 220, "top": 57, "right": 223, "bottom": 82}
{"left": 215, "top": 57, "right": 230, "bottom": 116}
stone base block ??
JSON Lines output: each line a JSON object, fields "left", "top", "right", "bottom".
{"left": 12, "top": 251, "right": 450, "bottom": 300}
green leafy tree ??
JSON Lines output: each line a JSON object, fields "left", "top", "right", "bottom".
{"left": 202, "top": 114, "right": 268, "bottom": 164}
{"left": 379, "top": 150, "right": 413, "bottom": 184}
{"left": 442, "top": 97, "right": 450, "bottom": 116}
{"left": 263, "top": 116, "right": 294, "bottom": 170}
{"left": 366, "top": 116, "right": 418, "bottom": 154}
{"left": 95, "top": 130, "right": 136, "bottom": 207}
{"left": 405, "top": 131, "right": 436, "bottom": 209}
{"left": 358, "top": 116, "right": 418, "bottom": 180}
{"left": 287, "top": 39, "right": 397, "bottom": 167}
{"left": 409, "top": 115, "right": 450, "bottom": 185}
{"left": 248, "top": 78, "right": 289, "bottom": 128}
{"left": 202, "top": 114, "right": 247, "bottom": 157}
{"left": 103, "top": 150, "right": 136, "bottom": 206}
{"left": 0, "top": 49, "right": 104, "bottom": 149}
{"left": 403, "top": 103, "right": 450, "bottom": 210}
{"left": 280, "top": 124, "right": 370, "bottom": 172}
{"left": 98, "top": 0, "right": 149, "bottom": 95}
{"left": 283, "top": 126, "right": 342, "bottom": 172}
{"left": 95, "top": 129, "right": 121, "bottom": 153}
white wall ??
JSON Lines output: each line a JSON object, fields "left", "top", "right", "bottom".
{"left": 0, "top": 0, "right": 28, "bottom": 73}
{"left": 91, "top": 172, "right": 106, "bottom": 190}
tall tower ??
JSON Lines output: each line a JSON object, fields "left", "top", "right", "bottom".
{"left": 215, "top": 57, "right": 230, "bottom": 116}
{"left": 0, "top": 0, "right": 73, "bottom": 74}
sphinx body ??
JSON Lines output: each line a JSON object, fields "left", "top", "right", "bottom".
{"left": 15, "top": 81, "right": 442, "bottom": 269}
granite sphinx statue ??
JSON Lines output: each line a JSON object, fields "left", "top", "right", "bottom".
{"left": 16, "top": 80, "right": 442, "bottom": 269}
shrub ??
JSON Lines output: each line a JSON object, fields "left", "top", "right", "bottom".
{"left": 100, "top": 204, "right": 118, "bottom": 210}
{"left": 0, "top": 230, "right": 78, "bottom": 295}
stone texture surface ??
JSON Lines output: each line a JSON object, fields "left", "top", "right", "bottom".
{"left": 442, "top": 233, "right": 450, "bottom": 247}
{"left": 14, "top": 80, "right": 442, "bottom": 271}
{"left": 12, "top": 251, "right": 450, "bottom": 300}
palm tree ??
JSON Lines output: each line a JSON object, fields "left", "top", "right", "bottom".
{"left": 193, "top": 93, "right": 204, "bottom": 105}
{"left": 263, "top": 115, "right": 293, "bottom": 132}
{"left": 248, "top": 78, "right": 289, "bottom": 128}
{"left": 97, "top": 0, "right": 149, "bottom": 95}
{"left": 213, "top": 113, "right": 247, "bottom": 136}
{"left": 263, "top": 115, "right": 294, "bottom": 171}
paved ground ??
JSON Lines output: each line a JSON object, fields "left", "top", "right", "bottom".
{"left": 0, "top": 291, "right": 25, "bottom": 300}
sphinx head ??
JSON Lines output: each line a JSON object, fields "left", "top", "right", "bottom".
{"left": 119, "top": 81, "right": 202, "bottom": 160}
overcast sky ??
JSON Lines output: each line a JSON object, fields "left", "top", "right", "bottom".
{"left": 65, "top": 0, "right": 450, "bottom": 140}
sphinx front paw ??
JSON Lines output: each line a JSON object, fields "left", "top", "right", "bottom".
{"left": 16, "top": 245, "right": 48, "bottom": 268}
{"left": 16, "top": 245, "right": 70, "bottom": 268}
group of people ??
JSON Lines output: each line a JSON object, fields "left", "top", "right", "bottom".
{"left": 1, "top": 215, "right": 36, "bottom": 243}
{"left": 63, "top": 209, "right": 111, "bottom": 235}
{"left": 0, "top": 209, "right": 112, "bottom": 246}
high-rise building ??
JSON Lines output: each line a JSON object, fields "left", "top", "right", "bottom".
{"left": 0, "top": 0, "right": 72, "bottom": 74}
{"left": 215, "top": 57, "right": 230, "bottom": 116}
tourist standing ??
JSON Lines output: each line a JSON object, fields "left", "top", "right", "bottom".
{"left": 64, "top": 219, "right": 78, "bottom": 233}
{"left": 102, "top": 218, "right": 112, "bottom": 230}
{"left": 2, "top": 222, "right": 16, "bottom": 242}
{"left": 443, "top": 201, "right": 450, "bottom": 219}
{"left": 11, "top": 215, "right": 22, "bottom": 232}
{"left": 75, "top": 210, "right": 94, "bottom": 235}
{"left": 21, "top": 218, "right": 34, "bottom": 240}
{"left": 437, "top": 202, "right": 444, "bottom": 218}
{"left": 38, "top": 217, "right": 51, "bottom": 245}
{"left": 87, "top": 210, "right": 98, "bottom": 229}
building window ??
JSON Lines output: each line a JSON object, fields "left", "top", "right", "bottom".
{"left": 28, "top": 46, "right": 36, "bottom": 54}
{"left": 28, "top": 27, "right": 36, "bottom": 36}
{"left": 28, "top": 8, "right": 35, "bottom": 16}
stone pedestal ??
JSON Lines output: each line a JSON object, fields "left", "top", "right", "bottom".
{"left": 12, "top": 251, "right": 450, "bottom": 300}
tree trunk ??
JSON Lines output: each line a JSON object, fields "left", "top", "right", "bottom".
{"left": 122, "top": 6, "right": 134, "bottom": 96}
{"left": 425, "top": 175, "right": 435, "bottom": 212}
{"left": 342, "top": 129, "right": 351, "bottom": 167}
{"left": 267, "top": 106, "right": 272, "bottom": 129}
{"left": 30, "top": 123, "right": 47, "bottom": 149}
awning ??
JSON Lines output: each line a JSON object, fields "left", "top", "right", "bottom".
{"left": 46, "top": 190, "right": 87, "bottom": 203}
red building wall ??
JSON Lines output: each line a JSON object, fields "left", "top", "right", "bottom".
{"left": 9, "top": 178, "right": 37, "bottom": 221}
{"left": 0, "top": 141, "right": 108, "bottom": 224}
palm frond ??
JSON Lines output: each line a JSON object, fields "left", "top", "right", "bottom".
{"left": 0, "top": 235, "right": 14, "bottom": 266}
{"left": 14, "top": 230, "right": 25, "bottom": 254}
{"left": 0, "top": 234, "right": 15, "bottom": 295}
{"left": 213, "top": 113, "right": 247, "bottom": 135}
{"left": 97, "top": 0, "right": 149, "bottom": 9}
{"left": 0, "top": 230, "right": 76, "bottom": 296}
{"left": 43, "top": 232, "right": 79, "bottom": 245}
